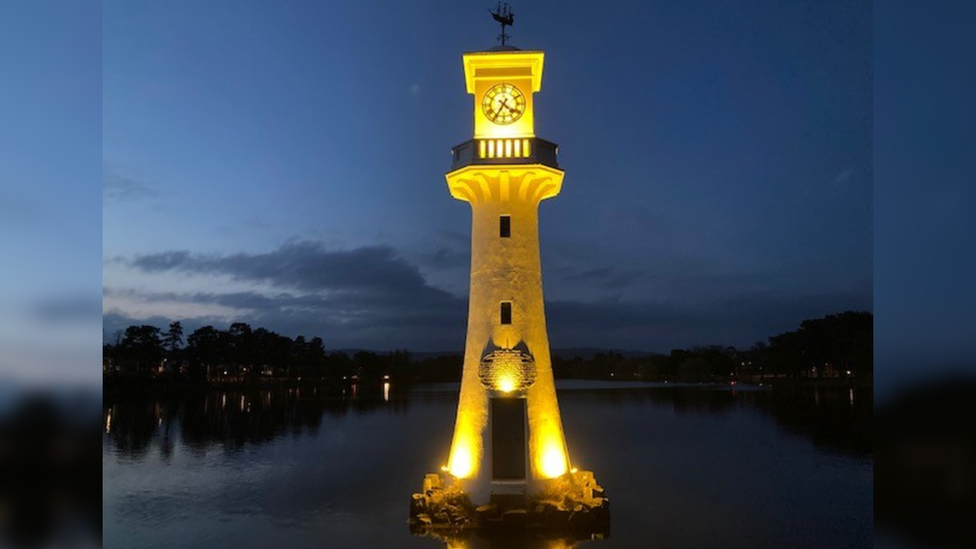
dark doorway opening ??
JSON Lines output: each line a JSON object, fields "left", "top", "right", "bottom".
{"left": 491, "top": 397, "right": 526, "bottom": 480}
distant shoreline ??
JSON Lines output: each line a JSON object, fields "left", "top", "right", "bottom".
{"left": 102, "top": 375, "right": 871, "bottom": 398}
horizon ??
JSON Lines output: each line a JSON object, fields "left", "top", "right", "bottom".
{"left": 103, "top": 308, "right": 872, "bottom": 357}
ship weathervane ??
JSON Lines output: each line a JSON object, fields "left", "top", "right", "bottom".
{"left": 489, "top": 2, "right": 515, "bottom": 46}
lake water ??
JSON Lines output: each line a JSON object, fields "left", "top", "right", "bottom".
{"left": 103, "top": 381, "right": 872, "bottom": 548}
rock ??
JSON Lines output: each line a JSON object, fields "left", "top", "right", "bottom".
{"left": 423, "top": 473, "right": 443, "bottom": 495}
{"left": 410, "top": 493, "right": 426, "bottom": 515}
{"left": 501, "top": 508, "right": 528, "bottom": 527}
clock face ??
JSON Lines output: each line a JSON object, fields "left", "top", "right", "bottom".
{"left": 481, "top": 83, "right": 526, "bottom": 125}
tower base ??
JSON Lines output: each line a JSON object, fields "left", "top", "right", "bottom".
{"left": 408, "top": 470, "right": 610, "bottom": 539}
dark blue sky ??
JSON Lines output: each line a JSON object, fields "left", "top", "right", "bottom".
{"left": 102, "top": 0, "right": 872, "bottom": 352}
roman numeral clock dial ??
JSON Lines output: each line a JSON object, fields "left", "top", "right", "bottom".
{"left": 481, "top": 82, "right": 526, "bottom": 125}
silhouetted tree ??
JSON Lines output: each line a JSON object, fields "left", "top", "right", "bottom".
{"left": 186, "top": 325, "right": 223, "bottom": 380}
{"left": 117, "top": 325, "right": 163, "bottom": 378}
{"left": 766, "top": 311, "right": 872, "bottom": 378}
{"left": 162, "top": 321, "right": 184, "bottom": 353}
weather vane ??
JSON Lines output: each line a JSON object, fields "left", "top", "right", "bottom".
{"left": 489, "top": 2, "right": 515, "bottom": 46}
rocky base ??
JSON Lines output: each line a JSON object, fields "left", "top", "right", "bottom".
{"left": 409, "top": 471, "right": 610, "bottom": 539}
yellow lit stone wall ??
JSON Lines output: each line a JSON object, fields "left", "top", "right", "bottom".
{"left": 444, "top": 165, "right": 570, "bottom": 496}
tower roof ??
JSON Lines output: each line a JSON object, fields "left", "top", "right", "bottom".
{"left": 461, "top": 49, "right": 545, "bottom": 94}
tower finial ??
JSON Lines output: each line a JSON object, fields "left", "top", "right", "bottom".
{"left": 489, "top": 2, "right": 515, "bottom": 46}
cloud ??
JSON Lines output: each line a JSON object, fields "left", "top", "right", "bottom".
{"left": 563, "top": 266, "right": 647, "bottom": 289}
{"left": 127, "top": 242, "right": 436, "bottom": 294}
{"left": 546, "top": 287, "right": 873, "bottom": 352}
{"left": 110, "top": 242, "right": 470, "bottom": 349}
{"left": 419, "top": 246, "right": 469, "bottom": 270}
{"left": 102, "top": 162, "right": 160, "bottom": 204}
{"left": 106, "top": 241, "right": 872, "bottom": 352}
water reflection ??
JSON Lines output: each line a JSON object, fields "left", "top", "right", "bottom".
{"left": 103, "top": 383, "right": 871, "bottom": 459}
{"left": 103, "top": 383, "right": 412, "bottom": 458}
{"left": 416, "top": 530, "right": 606, "bottom": 548}
{"left": 103, "top": 382, "right": 871, "bottom": 548}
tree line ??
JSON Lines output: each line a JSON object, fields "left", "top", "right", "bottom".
{"left": 554, "top": 311, "right": 872, "bottom": 382}
{"left": 103, "top": 311, "right": 871, "bottom": 389}
{"left": 103, "top": 321, "right": 458, "bottom": 389}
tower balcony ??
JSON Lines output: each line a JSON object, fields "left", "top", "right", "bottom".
{"left": 450, "top": 137, "right": 559, "bottom": 170}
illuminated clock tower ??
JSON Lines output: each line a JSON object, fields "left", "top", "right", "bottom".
{"left": 443, "top": 45, "right": 570, "bottom": 501}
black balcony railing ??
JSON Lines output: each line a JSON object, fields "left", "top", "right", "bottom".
{"left": 450, "top": 137, "right": 559, "bottom": 170}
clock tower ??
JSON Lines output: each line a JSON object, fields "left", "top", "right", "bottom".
{"left": 443, "top": 45, "right": 570, "bottom": 502}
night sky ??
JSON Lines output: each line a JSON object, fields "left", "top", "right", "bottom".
{"left": 101, "top": 0, "right": 872, "bottom": 353}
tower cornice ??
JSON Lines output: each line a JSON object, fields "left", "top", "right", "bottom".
{"left": 462, "top": 50, "right": 545, "bottom": 94}
{"left": 445, "top": 164, "right": 563, "bottom": 205}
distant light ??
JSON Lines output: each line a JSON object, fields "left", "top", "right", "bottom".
{"left": 570, "top": 467, "right": 578, "bottom": 474}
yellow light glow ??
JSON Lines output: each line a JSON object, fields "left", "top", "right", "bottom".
{"left": 539, "top": 443, "right": 568, "bottom": 478}
{"left": 497, "top": 375, "right": 516, "bottom": 393}
{"left": 448, "top": 444, "right": 475, "bottom": 478}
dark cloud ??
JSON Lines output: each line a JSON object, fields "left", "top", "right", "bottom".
{"left": 112, "top": 243, "right": 470, "bottom": 349}
{"left": 419, "top": 246, "right": 470, "bottom": 270}
{"left": 128, "top": 242, "right": 430, "bottom": 294}
{"left": 103, "top": 286, "right": 468, "bottom": 351}
{"left": 108, "top": 242, "right": 871, "bottom": 352}
{"left": 562, "top": 266, "right": 648, "bottom": 289}
{"left": 546, "top": 287, "right": 873, "bottom": 353}
{"left": 102, "top": 162, "right": 160, "bottom": 204}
